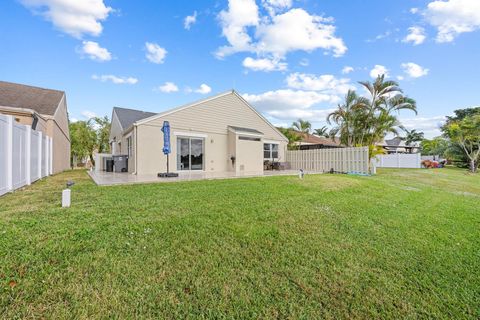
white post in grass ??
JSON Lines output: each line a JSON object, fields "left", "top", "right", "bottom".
{"left": 62, "top": 189, "right": 71, "bottom": 208}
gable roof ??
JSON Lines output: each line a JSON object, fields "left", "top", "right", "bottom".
{"left": 289, "top": 130, "right": 341, "bottom": 146}
{"left": 0, "top": 81, "right": 64, "bottom": 116}
{"left": 113, "top": 107, "right": 156, "bottom": 130}
{"left": 135, "top": 90, "right": 288, "bottom": 142}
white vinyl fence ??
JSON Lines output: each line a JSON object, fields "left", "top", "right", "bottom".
{"left": 0, "top": 114, "right": 53, "bottom": 196}
{"left": 373, "top": 153, "right": 421, "bottom": 169}
{"left": 286, "top": 147, "right": 369, "bottom": 174}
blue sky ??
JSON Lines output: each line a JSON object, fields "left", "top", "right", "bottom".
{"left": 1, "top": 0, "right": 479, "bottom": 137}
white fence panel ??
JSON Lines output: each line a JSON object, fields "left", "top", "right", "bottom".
{"left": 0, "top": 114, "right": 53, "bottom": 196}
{"left": 374, "top": 153, "right": 421, "bottom": 169}
{"left": 30, "top": 130, "right": 40, "bottom": 182}
{"left": 12, "top": 122, "right": 28, "bottom": 189}
{"left": 0, "top": 115, "right": 9, "bottom": 196}
{"left": 286, "top": 147, "right": 369, "bottom": 174}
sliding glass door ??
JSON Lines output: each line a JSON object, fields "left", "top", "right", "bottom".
{"left": 177, "top": 137, "right": 204, "bottom": 171}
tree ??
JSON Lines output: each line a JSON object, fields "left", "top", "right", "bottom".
{"left": 291, "top": 119, "right": 312, "bottom": 147}
{"left": 327, "top": 77, "right": 417, "bottom": 150}
{"left": 421, "top": 137, "right": 449, "bottom": 157}
{"left": 278, "top": 127, "right": 301, "bottom": 150}
{"left": 444, "top": 114, "right": 480, "bottom": 172}
{"left": 69, "top": 121, "right": 96, "bottom": 167}
{"left": 91, "top": 116, "right": 111, "bottom": 153}
{"left": 357, "top": 75, "right": 417, "bottom": 146}
{"left": 314, "top": 126, "right": 330, "bottom": 138}
{"left": 402, "top": 129, "right": 424, "bottom": 153}
{"left": 327, "top": 90, "right": 368, "bottom": 147}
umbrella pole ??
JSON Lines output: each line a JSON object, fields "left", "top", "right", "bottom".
{"left": 166, "top": 154, "right": 169, "bottom": 173}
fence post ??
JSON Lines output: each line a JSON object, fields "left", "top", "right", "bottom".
{"left": 26, "top": 125, "right": 31, "bottom": 185}
{"left": 49, "top": 137, "right": 53, "bottom": 175}
{"left": 6, "top": 115, "right": 13, "bottom": 192}
{"left": 38, "top": 131, "right": 42, "bottom": 179}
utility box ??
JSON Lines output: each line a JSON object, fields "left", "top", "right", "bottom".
{"left": 113, "top": 155, "right": 128, "bottom": 172}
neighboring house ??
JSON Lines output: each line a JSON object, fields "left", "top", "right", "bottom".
{"left": 292, "top": 132, "right": 342, "bottom": 149}
{"left": 377, "top": 137, "right": 419, "bottom": 154}
{"left": 0, "top": 81, "right": 70, "bottom": 173}
{"left": 109, "top": 90, "right": 288, "bottom": 175}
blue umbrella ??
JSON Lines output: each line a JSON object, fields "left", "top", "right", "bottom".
{"left": 161, "top": 121, "right": 171, "bottom": 155}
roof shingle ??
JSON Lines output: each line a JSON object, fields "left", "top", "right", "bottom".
{"left": 0, "top": 81, "right": 64, "bottom": 116}
{"left": 113, "top": 107, "right": 156, "bottom": 130}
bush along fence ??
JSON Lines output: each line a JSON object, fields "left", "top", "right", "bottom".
{"left": 0, "top": 114, "right": 52, "bottom": 196}
{"left": 286, "top": 146, "right": 369, "bottom": 175}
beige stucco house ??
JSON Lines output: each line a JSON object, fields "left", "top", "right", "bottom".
{"left": 109, "top": 90, "right": 288, "bottom": 175}
{"left": 0, "top": 81, "right": 71, "bottom": 173}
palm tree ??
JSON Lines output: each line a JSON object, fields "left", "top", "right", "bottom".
{"left": 314, "top": 126, "right": 330, "bottom": 138}
{"left": 327, "top": 90, "right": 368, "bottom": 146}
{"left": 403, "top": 129, "right": 424, "bottom": 146}
{"left": 278, "top": 127, "right": 301, "bottom": 150}
{"left": 291, "top": 119, "right": 311, "bottom": 147}
{"left": 357, "top": 75, "right": 402, "bottom": 145}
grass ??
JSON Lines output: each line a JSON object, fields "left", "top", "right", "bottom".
{"left": 0, "top": 168, "right": 479, "bottom": 319}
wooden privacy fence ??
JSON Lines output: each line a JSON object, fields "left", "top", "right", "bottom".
{"left": 285, "top": 146, "right": 369, "bottom": 174}
{"left": 0, "top": 114, "right": 52, "bottom": 196}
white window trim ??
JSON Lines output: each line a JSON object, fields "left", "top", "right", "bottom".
{"left": 173, "top": 131, "right": 208, "bottom": 138}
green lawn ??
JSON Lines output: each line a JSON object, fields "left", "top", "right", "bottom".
{"left": 1, "top": 168, "right": 479, "bottom": 319}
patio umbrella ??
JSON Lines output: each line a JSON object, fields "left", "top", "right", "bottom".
{"left": 161, "top": 121, "right": 171, "bottom": 173}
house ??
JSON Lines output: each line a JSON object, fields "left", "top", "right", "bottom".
{"left": 293, "top": 132, "right": 342, "bottom": 150}
{"left": 108, "top": 90, "right": 288, "bottom": 175}
{"left": 378, "top": 137, "right": 419, "bottom": 154}
{"left": 0, "top": 81, "right": 70, "bottom": 173}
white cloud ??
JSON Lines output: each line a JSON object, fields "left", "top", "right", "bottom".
{"left": 342, "top": 66, "right": 354, "bottom": 74}
{"left": 217, "top": 0, "right": 260, "bottom": 58}
{"left": 70, "top": 117, "right": 79, "bottom": 123}
{"left": 401, "top": 62, "right": 429, "bottom": 78}
{"left": 184, "top": 11, "right": 197, "bottom": 30}
{"left": 399, "top": 116, "right": 446, "bottom": 138}
{"left": 370, "top": 65, "right": 389, "bottom": 78}
{"left": 92, "top": 74, "right": 138, "bottom": 84}
{"left": 242, "top": 56, "right": 287, "bottom": 71}
{"left": 424, "top": 0, "right": 480, "bottom": 43}
{"left": 195, "top": 84, "right": 212, "bottom": 94}
{"left": 216, "top": 1, "right": 347, "bottom": 65}
{"left": 20, "top": 0, "right": 112, "bottom": 38}
{"left": 255, "top": 9, "right": 347, "bottom": 57}
{"left": 145, "top": 42, "right": 167, "bottom": 64}
{"left": 243, "top": 89, "right": 336, "bottom": 121}
{"left": 262, "top": 0, "right": 292, "bottom": 15}
{"left": 80, "top": 41, "right": 111, "bottom": 61}
{"left": 81, "top": 110, "right": 97, "bottom": 119}
{"left": 286, "top": 73, "right": 353, "bottom": 95}
{"left": 157, "top": 82, "right": 179, "bottom": 93}
{"left": 410, "top": 7, "right": 419, "bottom": 14}
{"left": 402, "top": 26, "right": 426, "bottom": 45}
{"left": 397, "top": 75, "right": 404, "bottom": 81}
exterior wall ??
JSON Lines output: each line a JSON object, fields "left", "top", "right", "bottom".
{"left": 46, "top": 96, "right": 70, "bottom": 173}
{"left": 235, "top": 137, "right": 263, "bottom": 172}
{"left": 110, "top": 112, "right": 124, "bottom": 155}
{"left": 135, "top": 93, "right": 287, "bottom": 175}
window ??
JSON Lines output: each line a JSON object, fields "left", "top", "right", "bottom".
{"left": 239, "top": 136, "right": 261, "bottom": 141}
{"left": 264, "top": 143, "right": 279, "bottom": 159}
{"left": 127, "top": 136, "right": 133, "bottom": 157}
{"left": 177, "top": 137, "right": 204, "bottom": 171}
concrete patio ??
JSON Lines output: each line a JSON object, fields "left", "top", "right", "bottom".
{"left": 88, "top": 170, "right": 319, "bottom": 186}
